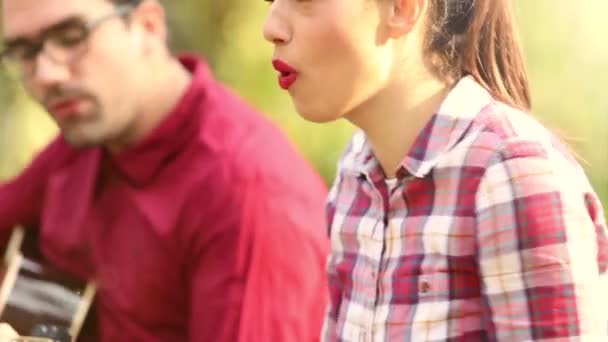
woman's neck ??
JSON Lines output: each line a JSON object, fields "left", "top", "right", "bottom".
{"left": 347, "top": 74, "right": 449, "bottom": 178}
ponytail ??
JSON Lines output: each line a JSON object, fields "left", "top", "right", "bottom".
{"left": 425, "top": 0, "right": 531, "bottom": 110}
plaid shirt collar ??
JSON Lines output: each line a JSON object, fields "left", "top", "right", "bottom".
{"left": 342, "top": 76, "right": 495, "bottom": 181}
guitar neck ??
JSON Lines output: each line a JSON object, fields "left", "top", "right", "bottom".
{"left": 0, "top": 227, "right": 97, "bottom": 342}
{"left": 9, "top": 337, "right": 53, "bottom": 342}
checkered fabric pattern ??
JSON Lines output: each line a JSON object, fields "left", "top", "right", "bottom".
{"left": 321, "top": 77, "right": 608, "bottom": 341}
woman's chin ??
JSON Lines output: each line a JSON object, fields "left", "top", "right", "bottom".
{"left": 293, "top": 101, "right": 342, "bottom": 124}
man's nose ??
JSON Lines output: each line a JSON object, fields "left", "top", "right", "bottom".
{"left": 30, "top": 52, "right": 71, "bottom": 88}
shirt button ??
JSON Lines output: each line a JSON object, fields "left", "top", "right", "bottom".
{"left": 431, "top": 242, "right": 441, "bottom": 254}
{"left": 420, "top": 281, "right": 431, "bottom": 294}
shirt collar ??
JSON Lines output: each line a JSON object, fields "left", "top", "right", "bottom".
{"left": 104, "top": 54, "right": 211, "bottom": 186}
{"left": 343, "top": 76, "right": 495, "bottom": 180}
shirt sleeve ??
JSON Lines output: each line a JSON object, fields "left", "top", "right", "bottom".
{"left": 186, "top": 177, "right": 329, "bottom": 342}
{"left": 475, "top": 141, "right": 608, "bottom": 340}
{"left": 0, "top": 141, "right": 57, "bottom": 241}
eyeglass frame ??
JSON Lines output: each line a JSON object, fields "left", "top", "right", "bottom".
{"left": 0, "top": 4, "right": 137, "bottom": 78}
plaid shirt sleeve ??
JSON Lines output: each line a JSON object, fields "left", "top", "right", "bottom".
{"left": 475, "top": 139, "right": 608, "bottom": 340}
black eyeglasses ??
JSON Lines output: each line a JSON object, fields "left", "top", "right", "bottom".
{"left": 0, "top": 4, "right": 136, "bottom": 78}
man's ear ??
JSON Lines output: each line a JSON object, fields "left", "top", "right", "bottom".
{"left": 132, "top": 0, "right": 167, "bottom": 44}
{"left": 385, "top": 0, "right": 427, "bottom": 38}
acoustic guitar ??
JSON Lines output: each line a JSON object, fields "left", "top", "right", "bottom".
{"left": 0, "top": 322, "right": 68, "bottom": 341}
{"left": 0, "top": 227, "right": 98, "bottom": 342}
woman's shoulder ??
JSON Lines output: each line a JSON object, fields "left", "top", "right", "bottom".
{"left": 454, "top": 101, "right": 590, "bottom": 190}
{"left": 472, "top": 102, "right": 577, "bottom": 165}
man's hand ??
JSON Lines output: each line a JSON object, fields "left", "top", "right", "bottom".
{"left": 0, "top": 323, "right": 18, "bottom": 341}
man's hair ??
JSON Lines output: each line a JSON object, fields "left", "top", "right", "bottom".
{"left": 109, "top": 0, "right": 143, "bottom": 6}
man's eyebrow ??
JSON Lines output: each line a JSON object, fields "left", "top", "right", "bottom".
{"left": 3, "top": 37, "right": 27, "bottom": 49}
{"left": 3, "top": 15, "right": 85, "bottom": 47}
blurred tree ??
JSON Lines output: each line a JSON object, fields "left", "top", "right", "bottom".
{"left": 516, "top": 0, "right": 608, "bottom": 206}
{"left": 0, "top": 69, "right": 14, "bottom": 105}
{"left": 163, "top": 0, "right": 240, "bottom": 69}
{"left": 0, "top": 21, "right": 57, "bottom": 180}
{"left": 0, "top": 0, "right": 606, "bottom": 212}
{"left": 0, "top": 86, "right": 57, "bottom": 180}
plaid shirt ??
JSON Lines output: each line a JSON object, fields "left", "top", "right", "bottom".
{"left": 322, "top": 77, "right": 608, "bottom": 341}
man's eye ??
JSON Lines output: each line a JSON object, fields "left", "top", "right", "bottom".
{"left": 21, "top": 46, "right": 41, "bottom": 60}
{"left": 7, "top": 44, "right": 39, "bottom": 61}
{"left": 264, "top": 0, "right": 313, "bottom": 3}
{"left": 51, "top": 26, "right": 87, "bottom": 48}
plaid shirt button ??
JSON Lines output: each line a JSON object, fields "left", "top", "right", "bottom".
{"left": 420, "top": 281, "right": 431, "bottom": 294}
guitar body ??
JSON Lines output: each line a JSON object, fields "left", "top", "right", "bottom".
{"left": 0, "top": 227, "right": 98, "bottom": 341}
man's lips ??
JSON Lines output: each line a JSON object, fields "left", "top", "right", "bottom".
{"left": 48, "top": 99, "right": 82, "bottom": 121}
{"left": 272, "top": 59, "right": 299, "bottom": 90}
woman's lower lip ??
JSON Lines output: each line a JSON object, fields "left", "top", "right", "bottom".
{"left": 278, "top": 73, "right": 298, "bottom": 90}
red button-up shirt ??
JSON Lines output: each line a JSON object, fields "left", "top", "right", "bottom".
{"left": 0, "top": 55, "right": 330, "bottom": 341}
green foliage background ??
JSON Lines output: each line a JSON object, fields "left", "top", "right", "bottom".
{"left": 1, "top": 1, "right": 606, "bottom": 214}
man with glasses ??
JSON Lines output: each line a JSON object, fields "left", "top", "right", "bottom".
{"left": 0, "top": 0, "right": 329, "bottom": 341}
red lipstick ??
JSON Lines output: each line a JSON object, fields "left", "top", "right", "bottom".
{"left": 272, "top": 59, "right": 299, "bottom": 90}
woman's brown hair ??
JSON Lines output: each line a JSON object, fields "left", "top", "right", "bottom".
{"left": 425, "top": 0, "right": 531, "bottom": 110}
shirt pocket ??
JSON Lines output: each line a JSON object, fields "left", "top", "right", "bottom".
{"left": 416, "top": 272, "right": 451, "bottom": 303}
{"left": 410, "top": 271, "right": 483, "bottom": 327}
